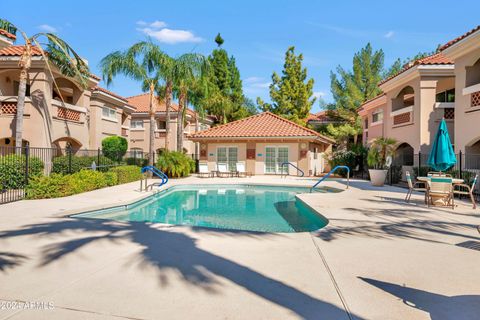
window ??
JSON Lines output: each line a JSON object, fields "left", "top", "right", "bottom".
{"left": 372, "top": 110, "right": 383, "bottom": 123}
{"left": 364, "top": 118, "right": 368, "bottom": 129}
{"left": 131, "top": 120, "right": 144, "bottom": 129}
{"left": 217, "top": 147, "right": 238, "bottom": 171}
{"left": 130, "top": 148, "right": 143, "bottom": 158}
{"left": 102, "top": 107, "right": 116, "bottom": 119}
{"left": 156, "top": 120, "right": 166, "bottom": 130}
{"left": 13, "top": 81, "right": 31, "bottom": 96}
{"left": 436, "top": 89, "right": 455, "bottom": 103}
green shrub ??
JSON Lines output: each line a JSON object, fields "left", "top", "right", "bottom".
{"left": 65, "top": 170, "right": 108, "bottom": 194}
{"left": 157, "top": 151, "right": 194, "bottom": 178}
{"left": 26, "top": 174, "right": 70, "bottom": 199}
{"left": 110, "top": 165, "right": 142, "bottom": 184}
{"left": 326, "top": 150, "right": 356, "bottom": 177}
{"left": 102, "top": 136, "right": 128, "bottom": 162}
{"left": 52, "top": 155, "right": 115, "bottom": 174}
{"left": 104, "top": 171, "right": 118, "bottom": 186}
{"left": 0, "top": 154, "right": 44, "bottom": 189}
{"left": 125, "top": 157, "right": 148, "bottom": 167}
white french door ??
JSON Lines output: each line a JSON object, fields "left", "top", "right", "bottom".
{"left": 217, "top": 147, "right": 238, "bottom": 171}
{"left": 265, "top": 147, "right": 289, "bottom": 174}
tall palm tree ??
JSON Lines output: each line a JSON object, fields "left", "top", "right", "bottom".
{"left": 2, "top": 18, "right": 90, "bottom": 149}
{"left": 172, "top": 54, "right": 209, "bottom": 152}
{"left": 100, "top": 41, "right": 169, "bottom": 165}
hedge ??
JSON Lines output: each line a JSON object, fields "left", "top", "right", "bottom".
{"left": 52, "top": 155, "right": 115, "bottom": 174}
{"left": 0, "top": 154, "right": 44, "bottom": 189}
{"left": 26, "top": 166, "right": 143, "bottom": 199}
{"left": 110, "top": 166, "right": 142, "bottom": 184}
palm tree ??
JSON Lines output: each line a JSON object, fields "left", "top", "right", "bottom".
{"left": 100, "top": 41, "right": 169, "bottom": 166}
{"left": 171, "top": 54, "right": 209, "bottom": 152}
{"left": 2, "top": 18, "right": 90, "bottom": 149}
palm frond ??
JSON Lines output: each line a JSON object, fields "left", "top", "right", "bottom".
{"left": 99, "top": 48, "right": 146, "bottom": 86}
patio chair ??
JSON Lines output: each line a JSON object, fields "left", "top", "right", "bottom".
{"left": 236, "top": 162, "right": 252, "bottom": 178}
{"left": 453, "top": 174, "right": 478, "bottom": 209}
{"left": 427, "top": 177, "right": 455, "bottom": 209}
{"left": 217, "top": 163, "right": 232, "bottom": 178}
{"left": 405, "top": 171, "right": 427, "bottom": 203}
{"left": 198, "top": 163, "right": 211, "bottom": 178}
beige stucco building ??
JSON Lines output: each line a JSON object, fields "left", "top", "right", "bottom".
{"left": 0, "top": 26, "right": 211, "bottom": 157}
{"left": 190, "top": 112, "right": 334, "bottom": 176}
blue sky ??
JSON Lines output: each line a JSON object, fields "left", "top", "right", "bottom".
{"left": 3, "top": 0, "right": 479, "bottom": 112}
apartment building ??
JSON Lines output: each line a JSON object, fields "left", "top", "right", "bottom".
{"left": 359, "top": 25, "right": 480, "bottom": 171}
{"left": 0, "top": 26, "right": 212, "bottom": 155}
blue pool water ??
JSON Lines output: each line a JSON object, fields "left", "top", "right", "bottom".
{"left": 73, "top": 185, "right": 337, "bottom": 233}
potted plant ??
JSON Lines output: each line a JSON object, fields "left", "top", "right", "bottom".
{"left": 367, "top": 137, "right": 397, "bottom": 186}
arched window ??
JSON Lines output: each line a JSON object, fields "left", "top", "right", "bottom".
{"left": 466, "top": 57, "right": 480, "bottom": 88}
{"left": 392, "top": 86, "right": 414, "bottom": 112}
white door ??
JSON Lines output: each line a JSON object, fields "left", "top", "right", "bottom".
{"left": 310, "top": 148, "right": 324, "bottom": 175}
{"left": 265, "top": 147, "right": 289, "bottom": 174}
{"left": 217, "top": 147, "right": 238, "bottom": 171}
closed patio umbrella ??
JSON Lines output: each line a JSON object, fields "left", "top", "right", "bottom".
{"left": 428, "top": 118, "right": 456, "bottom": 171}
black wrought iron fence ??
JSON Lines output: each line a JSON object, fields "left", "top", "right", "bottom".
{"left": 0, "top": 146, "right": 150, "bottom": 204}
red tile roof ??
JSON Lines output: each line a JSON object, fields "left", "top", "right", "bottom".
{"left": 126, "top": 93, "right": 196, "bottom": 116}
{"left": 0, "top": 45, "right": 42, "bottom": 56}
{"left": 92, "top": 86, "right": 128, "bottom": 103}
{"left": 0, "top": 29, "right": 16, "bottom": 40}
{"left": 190, "top": 112, "right": 334, "bottom": 143}
{"left": 440, "top": 25, "right": 480, "bottom": 51}
{"left": 358, "top": 93, "right": 386, "bottom": 112}
{"left": 380, "top": 53, "right": 453, "bottom": 86}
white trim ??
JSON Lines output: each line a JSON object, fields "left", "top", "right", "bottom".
{"left": 92, "top": 90, "right": 128, "bottom": 105}
{"left": 263, "top": 145, "right": 290, "bottom": 174}
{"left": 434, "top": 102, "right": 455, "bottom": 109}
{"left": 130, "top": 128, "right": 145, "bottom": 131}
{"left": 390, "top": 106, "right": 413, "bottom": 117}
{"left": 101, "top": 117, "right": 118, "bottom": 123}
{"left": 463, "top": 83, "right": 480, "bottom": 96}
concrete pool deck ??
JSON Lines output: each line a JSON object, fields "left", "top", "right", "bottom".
{"left": 0, "top": 176, "right": 479, "bottom": 319}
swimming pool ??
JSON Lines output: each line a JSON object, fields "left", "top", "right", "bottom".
{"left": 73, "top": 184, "right": 338, "bottom": 233}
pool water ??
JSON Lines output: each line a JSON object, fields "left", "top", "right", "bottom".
{"left": 73, "top": 185, "right": 335, "bottom": 233}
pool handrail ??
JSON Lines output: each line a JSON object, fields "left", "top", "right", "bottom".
{"left": 141, "top": 166, "right": 169, "bottom": 190}
{"left": 280, "top": 162, "right": 305, "bottom": 178}
{"left": 310, "top": 165, "right": 349, "bottom": 192}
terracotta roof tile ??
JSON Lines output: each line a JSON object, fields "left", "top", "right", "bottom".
{"left": 92, "top": 86, "right": 128, "bottom": 103}
{"left": 127, "top": 93, "right": 196, "bottom": 116}
{"left": 0, "top": 45, "right": 42, "bottom": 56}
{"left": 379, "top": 53, "right": 453, "bottom": 86}
{"left": 191, "top": 112, "right": 334, "bottom": 143}
{"left": 440, "top": 25, "right": 480, "bottom": 51}
{"left": 0, "top": 29, "right": 16, "bottom": 40}
{"left": 358, "top": 93, "right": 386, "bottom": 112}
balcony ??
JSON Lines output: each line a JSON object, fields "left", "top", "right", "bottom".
{"left": 472, "top": 91, "right": 480, "bottom": 108}
{"left": 51, "top": 100, "right": 86, "bottom": 123}
{"left": 0, "top": 96, "right": 32, "bottom": 116}
{"left": 391, "top": 106, "right": 413, "bottom": 127}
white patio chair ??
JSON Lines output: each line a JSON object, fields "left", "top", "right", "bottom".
{"left": 217, "top": 163, "right": 231, "bottom": 178}
{"left": 236, "top": 162, "right": 252, "bottom": 178}
{"left": 427, "top": 177, "right": 454, "bottom": 209}
{"left": 453, "top": 174, "right": 478, "bottom": 209}
{"left": 405, "top": 171, "right": 427, "bottom": 203}
{"left": 198, "top": 163, "right": 211, "bottom": 178}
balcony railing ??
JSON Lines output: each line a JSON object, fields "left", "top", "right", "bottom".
{"left": 0, "top": 101, "right": 17, "bottom": 114}
{"left": 391, "top": 106, "right": 413, "bottom": 126}
{"left": 472, "top": 91, "right": 480, "bottom": 108}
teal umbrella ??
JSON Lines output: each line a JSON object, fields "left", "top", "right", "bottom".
{"left": 428, "top": 118, "right": 456, "bottom": 171}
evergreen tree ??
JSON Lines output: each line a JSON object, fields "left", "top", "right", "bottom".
{"left": 328, "top": 43, "right": 384, "bottom": 147}
{"left": 215, "top": 33, "right": 224, "bottom": 47}
{"left": 257, "top": 46, "right": 315, "bottom": 124}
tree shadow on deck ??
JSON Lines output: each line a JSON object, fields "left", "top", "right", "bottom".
{"left": 0, "top": 251, "right": 28, "bottom": 272}
{"left": 360, "top": 277, "right": 480, "bottom": 320}
{"left": 0, "top": 218, "right": 358, "bottom": 320}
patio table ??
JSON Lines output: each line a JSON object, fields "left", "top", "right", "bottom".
{"left": 417, "top": 176, "right": 464, "bottom": 207}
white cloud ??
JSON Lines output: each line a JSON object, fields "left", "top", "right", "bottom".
{"left": 150, "top": 20, "right": 167, "bottom": 28}
{"left": 38, "top": 24, "right": 57, "bottom": 33}
{"left": 384, "top": 31, "right": 395, "bottom": 39}
{"left": 139, "top": 27, "right": 203, "bottom": 44}
{"left": 136, "top": 20, "right": 202, "bottom": 44}
{"left": 313, "top": 91, "right": 326, "bottom": 99}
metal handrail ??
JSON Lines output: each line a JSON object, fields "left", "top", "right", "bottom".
{"left": 140, "top": 166, "right": 169, "bottom": 191}
{"left": 280, "top": 162, "right": 304, "bottom": 178}
{"left": 310, "top": 165, "right": 350, "bottom": 192}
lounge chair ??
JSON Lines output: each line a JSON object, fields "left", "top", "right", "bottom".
{"left": 405, "top": 171, "right": 427, "bottom": 203}
{"left": 427, "top": 177, "right": 454, "bottom": 209}
{"left": 217, "top": 163, "right": 232, "bottom": 178}
{"left": 236, "top": 162, "right": 252, "bottom": 178}
{"left": 453, "top": 174, "right": 478, "bottom": 209}
{"left": 198, "top": 163, "right": 211, "bottom": 178}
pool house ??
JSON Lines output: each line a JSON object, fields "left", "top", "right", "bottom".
{"left": 189, "top": 112, "right": 334, "bottom": 176}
